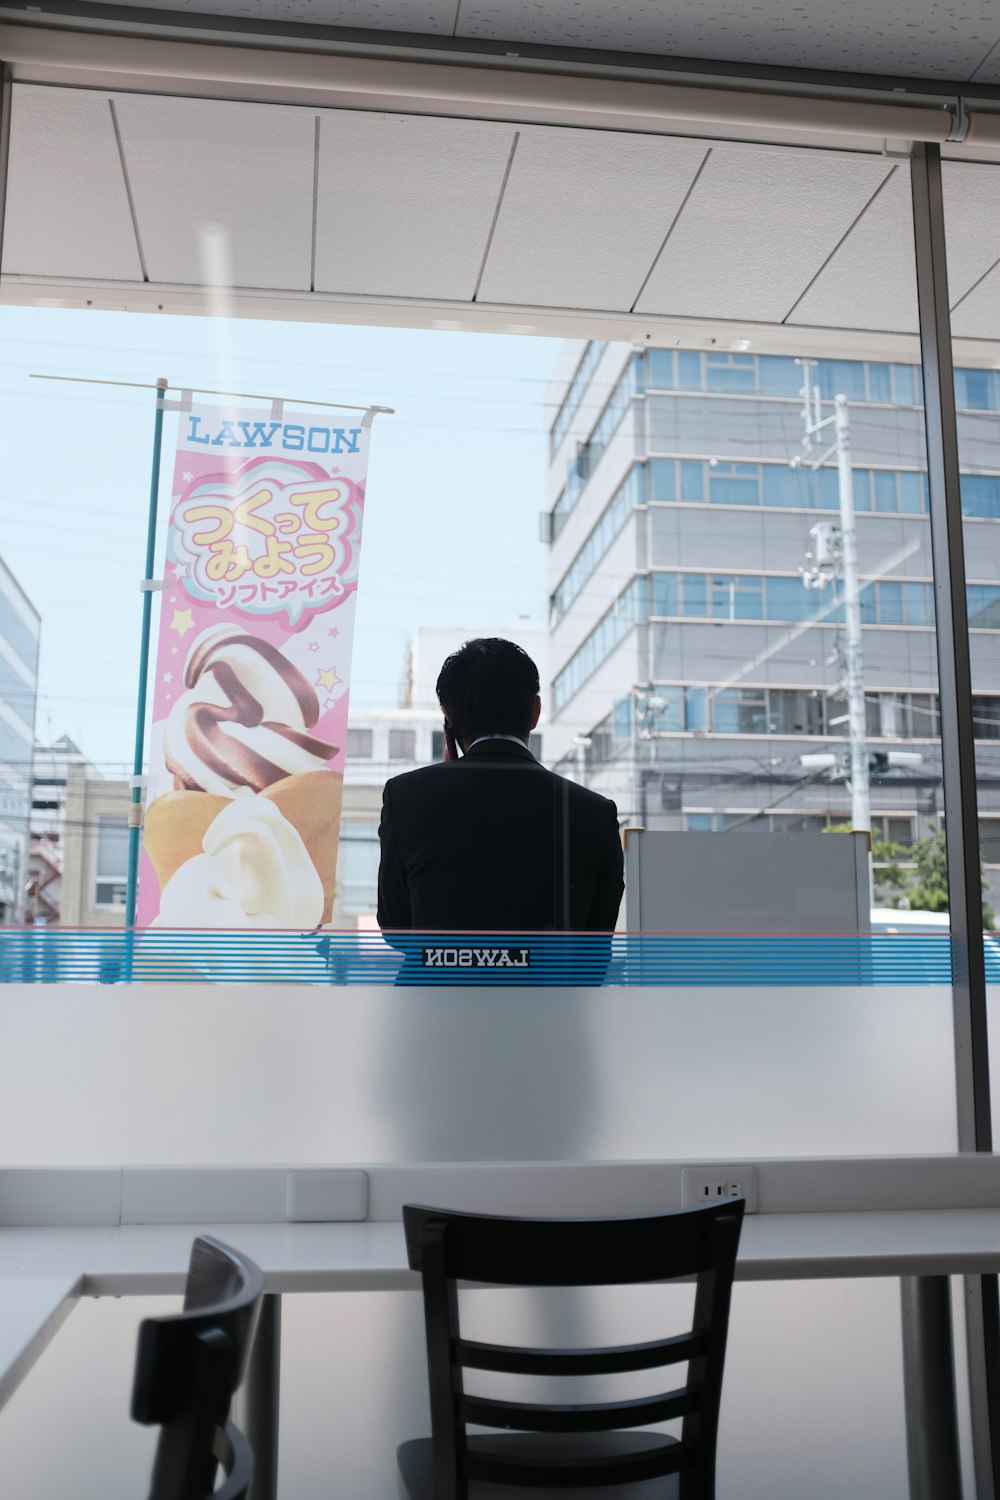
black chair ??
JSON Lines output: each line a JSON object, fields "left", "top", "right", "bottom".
{"left": 132, "top": 1235, "right": 265, "bottom": 1500}
{"left": 398, "top": 1199, "right": 744, "bottom": 1500}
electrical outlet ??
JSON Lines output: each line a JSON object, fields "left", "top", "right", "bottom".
{"left": 680, "top": 1165, "right": 758, "bottom": 1213}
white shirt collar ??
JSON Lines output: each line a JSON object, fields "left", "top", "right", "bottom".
{"left": 466, "top": 734, "right": 530, "bottom": 752}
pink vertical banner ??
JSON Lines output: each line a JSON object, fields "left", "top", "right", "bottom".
{"left": 138, "top": 401, "right": 381, "bottom": 928}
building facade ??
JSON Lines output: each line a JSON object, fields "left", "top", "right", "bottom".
{"left": 58, "top": 762, "right": 130, "bottom": 927}
{"left": 0, "top": 558, "right": 40, "bottom": 923}
{"left": 545, "top": 341, "right": 1000, "bottom": 903}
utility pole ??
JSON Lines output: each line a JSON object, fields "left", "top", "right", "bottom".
{"left": 796, "top": 364, "right": 870, "bottom": 833}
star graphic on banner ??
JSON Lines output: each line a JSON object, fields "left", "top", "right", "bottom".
{"left": 162, "top": 672, "right": 173, "bottom": 685}
{"left": 323, "top": 697, "right": 338, "bottom": 711}
{"left": 315, "top": 666, "right": 341, "bottom": 692}
{"left": 170, "top": 595, "right": 178, "bottom": 604}
{"left": 308, "top": 641, "right": 320, "bottom": 653}
{"left": 170, "top": 562, "right": 189, "bottom": 580}
{"left": 182, "top": 471, "right": 194, "bottom": 484}
{"left": 170, "top": 608, "right": 196, "bottom": 638}
{"left": 171, "top": 646, "right": 178, "bottom": 656}
{"left": 327, "top": 626, "right": 339, "bottom": 638}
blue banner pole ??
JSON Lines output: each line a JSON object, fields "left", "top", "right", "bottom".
{"left": 124, "top": 377, "right": 168, "bottom": 971}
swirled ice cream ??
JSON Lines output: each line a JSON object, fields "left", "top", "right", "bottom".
{"left": 156, "top": 796, "right": 324, "bottom": 928}
{"left": 163, "top": 624, "right": 338, "bottom": 794}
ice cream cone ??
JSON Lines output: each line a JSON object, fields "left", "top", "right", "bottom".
{"left": 261, "top": 768, "right": 344, "bottom": 923}
{"left": 143, "top": 789, "right": 232, "bottom": 892}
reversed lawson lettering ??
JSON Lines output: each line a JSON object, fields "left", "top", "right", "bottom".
{"left": 421, "top": 945, "right": 532, "bottom": 969}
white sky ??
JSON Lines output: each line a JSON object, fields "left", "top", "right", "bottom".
{"left": 0, "top": 305, "right": 568, "bottom": 771}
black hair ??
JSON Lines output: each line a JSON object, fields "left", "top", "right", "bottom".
{"left": 435, "top": 638, "right": 540, "bottom": 746}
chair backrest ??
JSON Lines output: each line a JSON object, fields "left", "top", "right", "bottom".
{"left": 132, "top": 1235, "right": 264, "bottom": 1500}
{"left": 403, "top": 1199, "right": 745, "bottom": 1500}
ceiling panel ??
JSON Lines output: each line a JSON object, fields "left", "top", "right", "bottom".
{"left": 313, "top": 112, "right": 515, "bottom": 300}
{"left": 786, "top": 167, "right": 918, "bottom": 335}
{"left": 477, "top": 129, "right": 706, "bottom": 311}
{"left": 635, "top": 146, "right": 891, "bottom": 323}
{"left": 66, "top": 0, "right": 1000, "bottom": 80}
{"left": 112, "top": 95, "right": 315, "bottom": 289}
{"left": 950, "top": 267, "right": 1000, "bottom": 341}
{"left": 2, "top": 86, "right": 142, "bottom": 281}
{"left": 71, "top": 0, "right": 457, "bottom": 28}
{"left": 457, "top": 0, "right": 1000, "bottom": 81}
{"left": 941, "top": 162, "right": 1000, "bottom": 309}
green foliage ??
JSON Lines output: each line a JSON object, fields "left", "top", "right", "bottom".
{"left": 825, "top": 823, "right": 995, "bottom": 929}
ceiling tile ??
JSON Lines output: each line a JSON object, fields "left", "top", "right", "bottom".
{"left": 477, "top": 128, "right": 706, "bottom": 311}
{"left": 70, "top": 0, "right": 457, "bottom": 29}
{"left": 950, "top": 266, "right": 1000, "bottom": 341}
{"left": 2, "top": 86, "right": 142, "bottom": 280}
{"left": 786, "top": 167, "right": 918, "bottom": 335}
{"left": 635, "top": 145, "right": 891, "bottom": 323}
{"left": 313, "top": 112, "right": 515, "bottom": 300}
{"left": 112, "top": 94, "right": 315, "bottom": 289}
{"left": 458, "top": 0, "right": 1000, "bottom": 81}
{"left": 942, "top": 162, "right": 1000, "bottom": 308}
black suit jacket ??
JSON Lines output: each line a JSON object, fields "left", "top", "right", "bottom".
{"left": 377, "top": 738, "right": 624, "bottom": 932}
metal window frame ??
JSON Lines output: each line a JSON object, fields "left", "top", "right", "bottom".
{"left": 911, "top": 140, "right": 999, "bottom": 1500}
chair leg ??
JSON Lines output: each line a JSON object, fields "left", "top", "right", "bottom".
{"left": 900, "top": 1275, "right": 963, "bottom": 1500}
{"left": 237, "top": 1292, "right": 282, "bottom": 1500}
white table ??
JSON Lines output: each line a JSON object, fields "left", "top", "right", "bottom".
{"left": 6, "top": 1155, "right": 1000, "bottom": 1500}
{"left": 0, "top": 1210, "right": 993, "bottom": 1498}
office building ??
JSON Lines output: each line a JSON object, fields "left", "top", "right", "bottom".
{"left": 544, "top": 341, "right": 1000, "bottom": 903}
{"left": 0, "top": 558, "right": 40, "bottom": 924}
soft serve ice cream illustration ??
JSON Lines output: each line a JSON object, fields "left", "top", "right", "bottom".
{"left": 138, "top": 412, "right": 375, "bottom": 930}
{"left": 144, "top": 624, "right": 343, "bottom": 926}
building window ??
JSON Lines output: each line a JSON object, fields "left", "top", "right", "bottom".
{"left": 980, "top": 819, "right": 1000, "bottom": 865}
{"left": 346, "top": 728, "right": 373, "bottom": 758}
{"left": 431, "top": 729, "right": 446, "bottom": 761}
{"left": 388, "top": 729, "right": 416, "bottom": 761}
{"left": 337, "top": 822, "right": 380, "bottom": 914}
{"left": 94, "top": 817, "right": 128, "bottom": 908}
{"left": 550, "top": 340, "right": 608, "bottom": 454}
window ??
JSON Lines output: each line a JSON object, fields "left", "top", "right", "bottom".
{"left": 346, "top": 728, "right": 373, "bottom": 759}
{"left": 709, "top": 463, "right": 759, "bottom": 505}
{"left": 712, "top": 688, "right": 767, "bottom": 734}
{"left": 955, "top": 368, "right": 995, "bottom": 411}
{"left": 528, "top": 733, "right": 543, "bottom": 758}
{"left": 758, "top": 356, "right": 801, "bottom": 397}
{"left": 973, "top": 698, "right": 1000, "bottom": 740}
{"left": 388, "top": 729, "right": 416, "bottom": 760}
{"left": 552, "top": 577, "right": 648, "bottom": 712}
{"left": 550, "top": 340, "right": 608, "bottom": 453}
{"left": 961, "top": 475, "right": 1000, "bottom": 520}
{"left": 892, "top": 364, "right": 919, "bottom": 405}
{"left": 645, "top": 349, "right": 674, "bottom": 388}
{"left": 431, "top": 730, "right": 445, "bottom": 761}
{"left": 968, "top": 585, "right": 1000, "bottom": 629}
{"left": 705, "top": 353, "right": 755, "bottom": 394}
{"left": 980, "top": 819, "right": 1000, "bottom": 865}
{"left": 337, "top": 821, "right": 380, "bottom": 914}
{"left": 550, "top": 466, "right": 642, "bottom": 626}
{"left": 677, "top": 351, "right": 702, "bottom": 390}
{"left": 94, "top": 817, "right": 128, "bottom": 908}
{"left": 816, "top": 360, "right": 866, "bottom": 402}
{"left": 613, "top": 698, "right": 633, "bottom": 739}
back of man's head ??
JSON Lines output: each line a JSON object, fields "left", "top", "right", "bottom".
{"left": 436, "top": 638, "right": 540, "bottom": 748}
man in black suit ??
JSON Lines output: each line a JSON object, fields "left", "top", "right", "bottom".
{"left": 377, "top": 638, "right": 623, "bottom": 934}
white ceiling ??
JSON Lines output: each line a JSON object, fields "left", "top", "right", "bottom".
{"left": 65, "top": 0, "right": 1000, "bottom": 86}
{"left": 5, "top": 83, "right": 1000, "bottom": 349}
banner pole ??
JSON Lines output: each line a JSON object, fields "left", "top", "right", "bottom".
{"left": 124, "top": 377, "right": 168, "bottom": 963}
